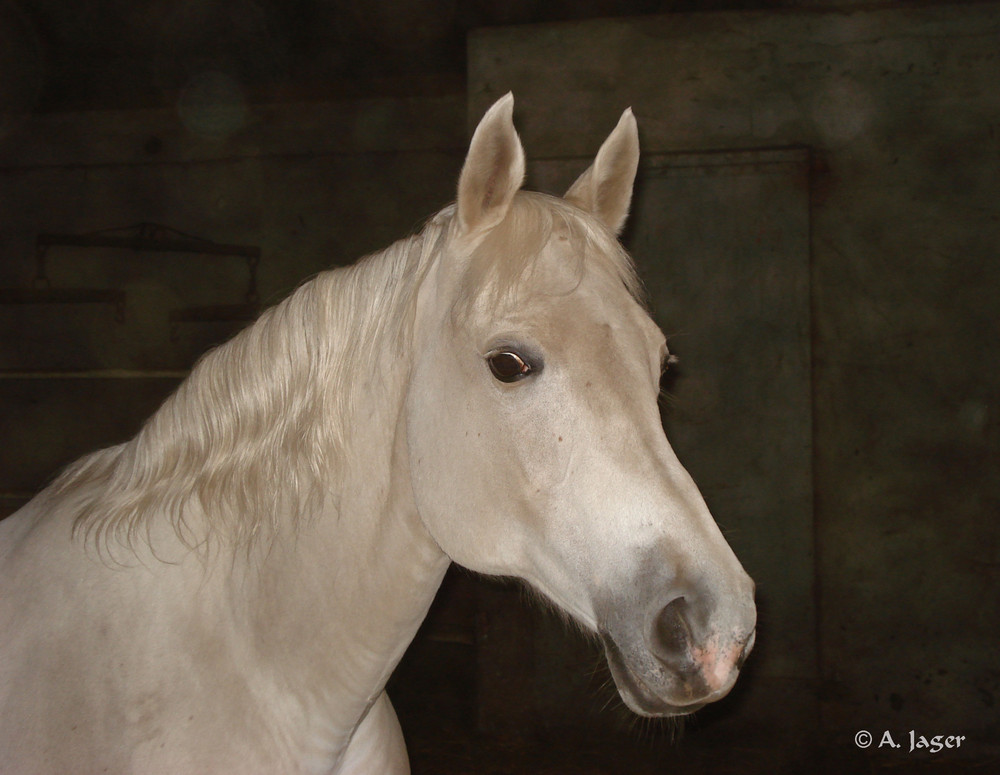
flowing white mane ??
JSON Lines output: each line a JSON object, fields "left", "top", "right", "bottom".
{"left": 53, "top": 192, "right": 640, "bottom": 552}
{"left": 55, "top": 212, "right": 447, "bottom": 551}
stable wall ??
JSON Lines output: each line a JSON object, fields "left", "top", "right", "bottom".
{"left": 469, "top": 0, "right": 1000, "bottom": 765}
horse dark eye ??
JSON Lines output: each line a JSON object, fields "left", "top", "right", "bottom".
{"left": 486, "top": 349, "right": 533, "bottom": 383}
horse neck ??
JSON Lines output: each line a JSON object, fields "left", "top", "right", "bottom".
{"left": 228, "top": 253, "right": 450, "bottom": 739}
{"left": 238, "top": 356, "right": 448, "bottom": 747}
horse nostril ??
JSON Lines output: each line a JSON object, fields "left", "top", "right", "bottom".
{"left": 735, "top": 629, "right": 756, "bottom": 671}
{"left": 651, "top": 596, "right": 694, "bottom": 667}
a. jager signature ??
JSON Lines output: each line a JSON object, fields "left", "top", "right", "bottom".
{"left": 866, "top": 729, "right": 967, "bottom": 753}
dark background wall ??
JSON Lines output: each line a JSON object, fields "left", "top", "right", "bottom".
{"left": 1, "top": 2, "right": 997, "bottom": 773}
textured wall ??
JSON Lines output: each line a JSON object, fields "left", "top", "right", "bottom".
{"left": 470, "top": 1, "right": 1000, "bottom": 765}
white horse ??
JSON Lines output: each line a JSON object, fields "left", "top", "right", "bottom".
{"left": 0, "top": 94, "right": 756, "bottom": 774}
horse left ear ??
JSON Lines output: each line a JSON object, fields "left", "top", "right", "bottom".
{"left": 565, "top": 108, "right": 639, "bottom": 235}
{"left": 456, "top": 93, "right": 526, "bottom": 236}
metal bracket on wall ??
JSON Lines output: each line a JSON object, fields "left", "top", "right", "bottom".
{"left": 0, "top": 223, "right": 261, "bottom": 330}
{"left": 0, "top": 286, "right": 127, "bottom": 322}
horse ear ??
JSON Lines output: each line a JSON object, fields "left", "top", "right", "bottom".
{"left": 456, "top": 93, "right": 526, "bottom": 236}
{"left": 564, "top": 108, "right": 639, "bottom": 235}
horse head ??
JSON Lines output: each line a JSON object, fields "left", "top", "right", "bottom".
{"left": 405, "top": 94, "right": 756, "bottom": 717}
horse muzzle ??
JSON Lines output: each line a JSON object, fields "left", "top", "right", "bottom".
{"left": 598, "top": 589, "right": 757, "bottom": 717}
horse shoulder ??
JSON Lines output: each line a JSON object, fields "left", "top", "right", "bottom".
{"left": 0, "top": 498, "right": 123, "bottom": 771}
{"left": 0, "top": 493, "right": 275, "bottom": 773}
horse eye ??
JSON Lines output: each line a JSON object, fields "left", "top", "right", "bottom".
{"left": 486, "top": 349, "right": 534, "bottom": 383}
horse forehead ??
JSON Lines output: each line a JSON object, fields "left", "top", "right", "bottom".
{"left": 463, "top": 220, "right": 660, "bottom": 353}
{"left": 544, "top": 233, "right": 657, "bottom": 344}
{"left": 550, "top": 272, "right": 661, "bottom": 350}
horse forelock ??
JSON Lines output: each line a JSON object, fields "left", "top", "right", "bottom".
{"left": 452, "top": 191, "right": 645, "bottom": 322}
{"left": 57, "top": 215, "right": 451, "bottom": 556}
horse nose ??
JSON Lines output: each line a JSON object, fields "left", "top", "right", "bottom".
{"left": 649, "top": 591, "right": 756, "bottom": 692}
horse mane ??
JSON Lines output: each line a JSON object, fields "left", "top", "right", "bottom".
{"left": 52, "top": 192, "right": 641, "bottom": 553}
{"left": 56, "top": 211, "right": 450, "bottom": 552}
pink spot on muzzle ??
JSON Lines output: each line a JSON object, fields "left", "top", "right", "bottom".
{"left": 692, "top": 630, "right": 755, "bottom": 693}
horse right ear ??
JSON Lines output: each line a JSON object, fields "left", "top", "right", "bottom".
{"left": 456, "top": 93, "right": 525, "bottom": 236}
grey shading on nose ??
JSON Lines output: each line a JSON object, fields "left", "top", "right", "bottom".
{"left": 649, "top": 581, "right": 755, "bottom": 662}
{"left": 650, "top": 595, "right": 696, "bottom": 669}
